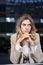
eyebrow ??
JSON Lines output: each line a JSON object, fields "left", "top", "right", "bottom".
{"left": 22, "top": 23, "right": 31, "bottom": 25}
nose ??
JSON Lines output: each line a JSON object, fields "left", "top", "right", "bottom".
{"left": 25, "top": 26, "right": 29, "bottom": 30}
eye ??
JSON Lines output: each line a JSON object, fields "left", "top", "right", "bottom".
{"left": 28, "top": 24, "right": 31, "bottom": 26}
{"left": 22, "top": 24, "right": 26, "bottom": 26}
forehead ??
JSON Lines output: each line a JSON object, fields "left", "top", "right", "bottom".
{"left": 21, "top": 19, "right": 31, "bottom": 24}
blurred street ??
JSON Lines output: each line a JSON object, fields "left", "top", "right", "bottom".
{"left": 0, "top": 0, "right": 43, "bottom": 64}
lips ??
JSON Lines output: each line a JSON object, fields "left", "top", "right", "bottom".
{"left": 25, "top": 31, "right": 29, "bottom": 33}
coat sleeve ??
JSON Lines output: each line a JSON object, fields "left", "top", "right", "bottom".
{"left": 33, "top": 33, "right": 43, "bottom": 62}
{"left": 36, "top": 33, "right": 43, "bottom": 61}
{"left": 10, "top": 34, "right": 22, "bottom": 64}
{"left": 35, "top": 33, "right": 42, "bottom": 54}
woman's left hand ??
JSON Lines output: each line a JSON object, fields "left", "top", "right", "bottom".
{"left": 26, "top": 34, "right": 34, "bottom": 44}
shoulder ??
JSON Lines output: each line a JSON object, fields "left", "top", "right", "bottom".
{"left": 10, "top": 33, "right": 17, "bottom": 45}
{"left": 11, "top": 33, "right": 16, "bottom": 38}
{"left": 10, "top": 33, "right": 17, "bottom": 40}
{"left": 35, "top": 33, "right": 40, "bottom": 42}
{"left": 35, "top": 33, "right": 40, "bottom": 39}
{"left": 35, "top": 33, "right": 40, "bottom": 37}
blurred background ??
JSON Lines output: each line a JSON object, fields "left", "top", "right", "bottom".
{"left": 0, "top": 0, "right": 43, "bottom": 64}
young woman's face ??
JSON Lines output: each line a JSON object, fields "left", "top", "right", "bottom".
{"left": 21, "top": 19, "right": 31, "bottom": 34}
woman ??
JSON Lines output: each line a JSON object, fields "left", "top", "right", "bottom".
{"left": 10, "top": 14, "right": 43, "bottom": 64}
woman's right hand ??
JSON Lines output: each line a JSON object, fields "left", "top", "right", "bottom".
{"left": 16, "top": 33, "right": 29, "bottom": 45}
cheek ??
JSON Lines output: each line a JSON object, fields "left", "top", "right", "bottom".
{"left": 28, "top": 27, "right": 31, "bottom": 32}
{"left": 21, "top": 27, "right": 25, "bottom": 31}
{"left": 21, "top": 26, "right": 25, "bottom": 33}
{"left": 29, "top": 27, "right": 31, "bottom": 30}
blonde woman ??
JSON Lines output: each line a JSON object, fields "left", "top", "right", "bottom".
{"left": 10, "top": 14, "right": 43, "bottom": 64}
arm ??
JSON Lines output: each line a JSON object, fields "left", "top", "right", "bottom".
{"left": 35, "top": 33, "right": 43, "bottom": 62}
{"left": 30, "top": 33, "right": 43, "bottom": 62}
{"left": 35, "top": 33, "right": 42, "bottom": 54}
{"left": 10, "top": 34, "right": 22, "bottom": 64}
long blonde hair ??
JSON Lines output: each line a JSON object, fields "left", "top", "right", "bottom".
{"left": 16, "top": 14, "right": 37, "bottom": 41}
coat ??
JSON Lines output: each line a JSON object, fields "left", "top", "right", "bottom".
{"left": 10, "top": 33, "right": 43, "bottom": 64}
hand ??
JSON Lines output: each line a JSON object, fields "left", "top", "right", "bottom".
{"left": 16, "top": 33, "right": 30, "bottom": 45}
{"left": 26, "top": 34, "right": 34, "bottom": 44}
